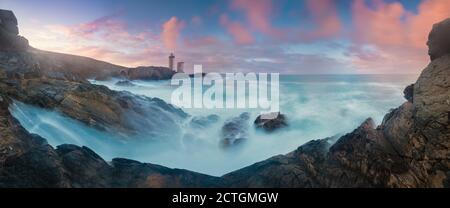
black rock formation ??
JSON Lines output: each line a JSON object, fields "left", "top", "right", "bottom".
{"left": 0, "top": 9, "right": 28, "bottom": 51}
{"left": 254, "top": 112, "right": 287, "bottom": 132}
{"left": 403, "top": 84, "right": 414, "bottom": 103}
{"left": 428, "top": 18, "right": 450, "bottom": 61}
{"left": 0, "top": 11, "right": 448, "bottom": 188}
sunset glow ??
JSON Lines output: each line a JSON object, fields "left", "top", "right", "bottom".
{"left": 3, "top": 0, "right": 450, "bottom": 74}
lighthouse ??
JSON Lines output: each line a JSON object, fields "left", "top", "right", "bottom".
{"left": 169, "top": 53, "right": 175, "bottom": 71}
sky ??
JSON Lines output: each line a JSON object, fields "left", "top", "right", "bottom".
{"left": 1, "top": 0, "right": 449, "bottom": 74}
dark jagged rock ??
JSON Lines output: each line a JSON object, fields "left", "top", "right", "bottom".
{"left": 223, "top": 137, "right": 336, "bottom": 188}
{"left": 190, "top": 114, "right": 220, "bottom": 129}
{"left": 222, "top": 22, "right": 450, "bottom": 187}
{"left": 0, "top": 9, "right": 29, "bottom": 51}
{"left": 124, "top": 66, "right": 175, "bottom": 80}
{"left": 428, "top": 18, "right": 450, "bottom": 61}
{"left": 0, "top": 11, "right": 449, "bottom": 188}
{"left": 0, "top": 10, "right": 18, "bottom": 35}
{"left": 115, "top": 80, "right": 135, "bottom": 87}
{"left": 0, "top": 75, "right": 188, "bottom": 136}
{"left": 110, "top": 158, "right": 226, "bottom": 188}
{"left": 254, "top": 112, "right": 287, "bottom": 132}
{"left": 222, "top": 18, "right": 450, "bottom": 188}
{"left": 0, "top": 9, "right": 174, "bottom": 81}
{"left": 0, "top": 96, "right": 224, "bottom": 188}
{"left": 221, "top": 112, "right": 250, "bottom": 147}
{"left": 403, "top": 84, "right": 414, "bottom": 103}
{"left": 55, "top": 144, "right": 113, "bottom": 187}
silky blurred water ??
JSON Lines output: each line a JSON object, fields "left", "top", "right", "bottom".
{"left": 10, "top": 74, "right": 418, "bottom": 176}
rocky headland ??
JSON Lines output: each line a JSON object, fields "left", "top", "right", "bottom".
{"left": 0, "top": 10, "right": 448, "bottom": 187}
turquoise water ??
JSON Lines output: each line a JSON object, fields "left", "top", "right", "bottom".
{"left": 11, "top": 74, "right": 418, "bottom": 176}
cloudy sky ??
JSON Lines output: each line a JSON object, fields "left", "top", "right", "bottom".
{"left": 2, "top": 0, "right": 449, "bottom": 74}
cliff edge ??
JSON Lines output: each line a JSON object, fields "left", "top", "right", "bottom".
{"left": 0, "top": 11, "right": 448, "bottom": 188}
{"left": 223, "top": 19, "right": 450, "bottom": 188}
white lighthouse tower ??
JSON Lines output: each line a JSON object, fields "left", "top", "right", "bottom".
{"left": 169, "top": 53, "right": 175, "bottom": 71}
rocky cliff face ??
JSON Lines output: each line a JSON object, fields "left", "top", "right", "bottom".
{"left": 223, "top": 19, "right": 450, "bottom": 188}
{"left": 0, "top": 10, "right": 28, "bottom": 51}
{"left": 0, "top": 10, "right": 187, "bottom": 136}
{"left": 0, "top": 9, "right": 174, "bottom": 81}
{"left": 0, "top": 76, "right": 188, "bottom": 136}
{"left": 428, "top": 19, "right": 450, "bottom": 61}
{"left": 0, "top": 96, "right": 223, "bottom": 187}
{"left": 0, "top": 12, "right": 448, "bottom": 188}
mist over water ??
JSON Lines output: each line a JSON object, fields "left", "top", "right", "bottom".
{"left": 10, "top": 74, "right": 417, "bottom": 176}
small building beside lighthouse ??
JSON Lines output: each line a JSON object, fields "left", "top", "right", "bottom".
{"left": 177, "top": 62, "right": 184, "bottom": 73}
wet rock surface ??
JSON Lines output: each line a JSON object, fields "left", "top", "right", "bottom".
{"left": 0, "top": 12, "right": 449, "bottom": 187}
{"left": 222, "top": 19, "right": 450, "bottom": 187}
{"left": 0, "top": 9, "right": 28, "bottom": 51}
{"left": 221, "top": 113, "right": 250, "bottom": 147}
{"left": 403, "top": 84, "right": 414, "bottom": 103}
{"left": 115, "top": 80, "right": 135, "bottom": 87}
{"left": 254, "top": 112, "right": 287, "bottom": 132}
{"left": 190, "top": 114, "right": 220, "bottom": 129}
{"left": 428, "top": 18, "right": 450, "bottom": 61}
{"left": 0, "top": 97, "right": 223, "bottom": 187}
{"left": 1, "top": 76, "right": 188, "bottom": 136}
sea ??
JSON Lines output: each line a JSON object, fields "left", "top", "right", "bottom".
{"left": 10, "top": 74, "right": 418, "bottom": 176}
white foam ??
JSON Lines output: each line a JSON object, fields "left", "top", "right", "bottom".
{"left": 10, "top": 75, "right": 416, "bottom": 176}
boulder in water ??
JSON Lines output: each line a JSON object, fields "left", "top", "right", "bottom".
{"left": 254, "top": 112, "right": 287, "bottom": 132}
{"left": 221, "top": 113, "right": 250, "bottom": 147}
{"left": 190, "top": 114, "right": 220, "bottom": 129}
{"left": 115, "top": 80, "right": 135, "bottom": 87}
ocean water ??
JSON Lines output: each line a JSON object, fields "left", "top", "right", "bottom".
{"left": 10, "top": 74, "right": 418, "bottom": 176}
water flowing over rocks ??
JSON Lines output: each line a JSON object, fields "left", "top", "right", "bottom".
{"left": 1, "top": 76, "right": 188, "bottom": 137}
{"left": 190, "top": 114, "right": 220, "bottom": 129}
{"left": 222, "top": 19, "right": 450, "bottom": 187}
{"left": 115, "top": 80, "right": 135, "bottom": 87}
{"left": 0, "top": 11, "right": 448, "bottom": 187}
{"left": 221, "top": 113, "right": 250, "bottom": 147}
{"left": 0, "top": 10, "right": 188, "bottom": 137}
{"left": 0, "top": 97, "right": 224, "bottom": 187}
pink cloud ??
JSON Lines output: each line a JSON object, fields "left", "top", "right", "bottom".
{"left": 55, "top": 14, "right": 127, "bottom": 39}
{"left": 162, "top": 16, "right": 185, "bottom": 51}
{"left": 301, "top": 0, "right": 342, "bottom": 40}
{"left": 353, "top": 0, "right": 450, "bottom": 48}
{"left": 407, "top": 0, "right": 450, "bottom": 48}
{"left": 68, "top": 45, "right": 168, "bottom": 67}
{"left": 350, "top": 0, "right": 450, "bottom": 73}
{"left": 231, "top": 0, "right": 275, "bottom": 35}
{"left": 220, "top": 15, "right": 255, "bottom": 45}
{"left": 31, "top": 14, "right": 167, "bottom": 67}
{"left": 352, "top": 0, "right": 408, "bottom": 47}
{"left": 227, "top": 0, "right": 342, "bottom": 42}
{"left": 47, "top": 15, "right": 153, "bottom": 48}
